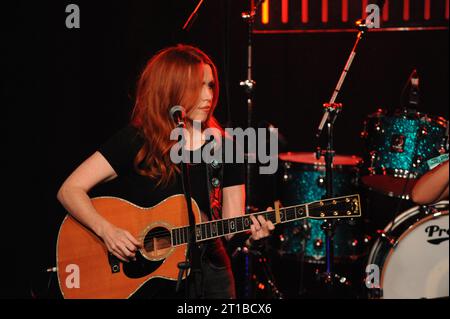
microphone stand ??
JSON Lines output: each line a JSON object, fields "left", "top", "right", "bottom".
{"left": 239, "top": 0, "right": 264, "bottom": 299}
{"left": 174, "top": 120, "right": 200, "bottom": 299}
{"left": 314, "top": 21, "right": 368, "bottom": 295}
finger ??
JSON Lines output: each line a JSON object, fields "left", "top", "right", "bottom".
{"left": 121, "top": 237, "right": 137, "bottom": 254}
{"left": 250, "top": 215, "right": 261, "bottom": 231}
{"left": 266, "top": 206, "right": 273, "bottom": 211}
{"left": 105, "top": 238, "right": 130, "bottom": 262}
{"left": 251, "top": 223, "right": 262, "bottom": 240}
{"left": 111, "top": 249, "right": 128, "bottom": 262}
{"left": 267, "top": 220, "right": 275, "bottom": 231}
{"left": 125, "top": 231, "right": 142, "bottom": 248}
{"left": 258, "top": 215, "right": 272, "bottom": 235}
{"left": 257, "top": 215, "right": 268, "bottom": 229}
{"left": 117, "top": 243, "right": 135, "bottom": 259}
{"left": 250, "top": 224, "right": 260, "bottom": 240}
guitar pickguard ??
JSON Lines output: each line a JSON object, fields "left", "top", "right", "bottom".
{"left": 123, "top": 251, "right": 165, "bottom": 279}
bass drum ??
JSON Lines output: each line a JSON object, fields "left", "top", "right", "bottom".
{"left": 366, "top": 201, "right": 449, "bottom": 299}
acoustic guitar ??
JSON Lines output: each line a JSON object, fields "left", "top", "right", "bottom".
{"left": 56, "top": 194, "right": 361, "bottom": 298}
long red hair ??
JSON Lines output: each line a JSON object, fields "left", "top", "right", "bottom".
{"left": 131, "top": 44, "right": 222, "bottom": 186}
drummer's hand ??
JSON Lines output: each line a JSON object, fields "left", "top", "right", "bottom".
{"left": 249, "top": 207, "right": 275, "bottom": 241}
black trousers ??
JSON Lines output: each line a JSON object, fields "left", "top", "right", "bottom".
{"left": 187, "top": 255, "right": 236, "bottom": 299}
{"left": 134, "top": 245, "right": 235, "bottom": 299}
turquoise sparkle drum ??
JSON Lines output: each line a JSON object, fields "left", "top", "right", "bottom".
{"left": 277, "top": 152, "right": 364, "bottom": 263}
{"left": 361, "top": 109, "right": 448, "bottom": 198}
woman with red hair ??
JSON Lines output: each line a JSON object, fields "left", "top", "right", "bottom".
{"left": 57, "top": 44, "right": 274, "bottom": 298}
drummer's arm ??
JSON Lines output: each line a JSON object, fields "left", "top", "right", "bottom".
{"left": 411, "top": 160, "right": 449, "bottom": 205}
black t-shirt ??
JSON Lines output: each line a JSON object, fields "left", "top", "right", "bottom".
{"left": 91, "top": 124, "right": 245, "bottom": 268}
{"left": 95, "top": 124, "right": 244, "bottom": 216}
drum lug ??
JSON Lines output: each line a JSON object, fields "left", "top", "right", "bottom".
{"left": 418, "top": 125, "right": 428, "bottom": 138}
{"left": 313, "top": 238, "right": 323, "bottom": 250}
{"left": 316, "top": 176, "right": 325, "bottom": 188}
{"left": 419, "top": 204, "right": 442, "bottom": 218}
{"left": 369, "top": 151, "right": 377, "bottom": 166}
{"left": 360, "top": 129, "right": 368, "bottom": 139}
{"left": 374, "top": 122, "right": 383, "bottom": 134}
{"left": 376, "top": 230, "right": 396, "bottom": 247}
{"left": 302, "top": 222, "right": 311, "bottom": 238}
{"left": 282, "top": 162, "right": 292, "bottom": 182}
{"left": 361, "top": 120, "right": 369, "bottom": 139}
{"left": 412, "top": 155, "right": 424, "bottom": 168}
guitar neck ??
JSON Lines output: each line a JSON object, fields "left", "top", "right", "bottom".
{"left": 171, "top": 206, "right": 301, "bottom": 246}
{"left": 170, "top": 194, "right": 360, "bottom": 246}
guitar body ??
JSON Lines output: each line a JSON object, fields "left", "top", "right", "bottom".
{"left": 57, "top": 195, "right": 199, "bottom": 299}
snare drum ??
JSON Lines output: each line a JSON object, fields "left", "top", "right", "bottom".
{"left": 277, "top": 152, "right": 363, "bottom": 262}
{"left": 361, "top": 109, "right": 448, "bottom": 198}
{"left": 366, "top": 201, "right": 449, "bottom": 299}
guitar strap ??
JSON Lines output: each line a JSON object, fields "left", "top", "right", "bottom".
{"left": 205, "top": 137, "right": 224, "bottom": 221}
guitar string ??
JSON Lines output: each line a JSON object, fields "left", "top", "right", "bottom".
{"left": 133, "top": 207, "right": 296, "bottom": 242}
{"left": 135, "top": 209, "right": 282, "bottom": 245}
{"left": 134, "top": 203, "right": 356, "bottom": 246}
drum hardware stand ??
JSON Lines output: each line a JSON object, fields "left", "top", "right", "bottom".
{"left": 257, "top": 255, "right": 283, "bottom": 299}
{"left": 314, "top": 19, "right": 370, "bottom": 296}
{"left": 243, "top": 247, "right": 284, "bottom": 299}
{"left": 294, "top": 218, "right": 310, "bottom": 297}
{"left": 314, "top": 103, "right": 352, "bottom": 296}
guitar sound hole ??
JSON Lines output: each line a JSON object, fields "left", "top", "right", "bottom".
{"left": 143, "top": 227, "right": 172, "bottom": 258}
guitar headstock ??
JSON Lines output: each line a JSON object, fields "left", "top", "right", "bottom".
{"left": 307, "top": 194, "right": 361, "bottom": 219}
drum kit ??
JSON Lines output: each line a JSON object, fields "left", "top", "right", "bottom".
{"left": 271, "top": 107, "right": 449, "bottom": 299}
{"left": 231, "top": 0, "right": 449, "bottom": 300}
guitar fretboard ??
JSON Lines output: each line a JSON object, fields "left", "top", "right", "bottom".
{"left": 171, "top": 205, "right": 308, "bottom": 246}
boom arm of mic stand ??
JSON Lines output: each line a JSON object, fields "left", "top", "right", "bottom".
{"left": 316, "top": 29, "right": 365, "bottom": 138}
{"left": 182, "top": 0, "right": 206, "bottom": 31}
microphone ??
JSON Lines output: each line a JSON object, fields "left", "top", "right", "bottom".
{"left": 169, "top": 105, "right": 186, "bottom": 127}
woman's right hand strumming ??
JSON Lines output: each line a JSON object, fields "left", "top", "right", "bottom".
{"left": 97, "top": 222, "right": 142, "bottom": 262}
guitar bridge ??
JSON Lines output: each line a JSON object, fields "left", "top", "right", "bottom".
{"left": 108, "top": 253, "right": 121, "bottom": 274}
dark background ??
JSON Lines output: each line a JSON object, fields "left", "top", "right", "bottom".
{"left": 3, "top": 0, "right": 448, "bottom": 298}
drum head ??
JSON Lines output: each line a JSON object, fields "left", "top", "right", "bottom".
{"left": 367, "top": 201, "right": 449, "bottom": 299}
